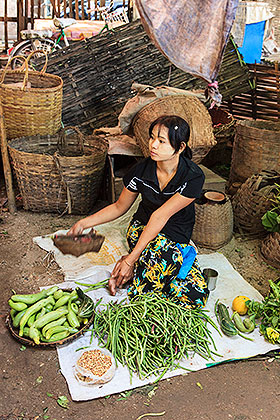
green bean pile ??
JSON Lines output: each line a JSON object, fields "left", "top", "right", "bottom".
{"left": 92, "top": 294, "right": 221, "bottom": 381}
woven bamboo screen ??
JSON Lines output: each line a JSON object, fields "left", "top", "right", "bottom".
{"left": 223, "top": 63, "right": 280, "bottom": 121}
{"left": 35, "top": 21, "right": 252, "bottom": 132}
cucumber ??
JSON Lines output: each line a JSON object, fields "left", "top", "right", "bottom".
{"left": 42, "top": 316, "right": 67, "bottom": 337}
{"left": 215, "top": 300, "right": 238, "bottom": 336}
{"left": 215, "top": 300, "right": 254, "bottom": 341}
{"left": 8, "top": 300, "right": 28, "bottom": 312}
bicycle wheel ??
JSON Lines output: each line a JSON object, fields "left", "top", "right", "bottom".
{"left": 11, "top": 39, "right": 62, "bottom": 69}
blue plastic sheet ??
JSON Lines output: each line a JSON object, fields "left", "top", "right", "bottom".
{"left": 238, "top": 20, "right": 266, "bottom": 64}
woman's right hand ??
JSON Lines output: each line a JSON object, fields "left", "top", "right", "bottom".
{"left": 67, "top": 220, "right": 86, "bottom": 236}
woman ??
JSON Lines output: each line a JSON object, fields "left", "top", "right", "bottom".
{"left": 69, "top": 115, "right": 209, "bottom": 307}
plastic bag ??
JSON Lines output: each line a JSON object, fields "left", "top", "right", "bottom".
{"left": 73, "top": 347, "right": 116, "bottom": 386}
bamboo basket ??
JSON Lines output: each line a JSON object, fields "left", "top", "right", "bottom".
{"left": 8, "top": 127, "right": 108, "bottom": 214}
{"left": 208, "top": 107, "right": 235, "bottom": 144}
{"left": 260, "top": 232, "right": 280, "bottom": 269}
{"left": 191, "top": 194, "right": 233, "bottom": 249}
{"left": 232, "top": 171, "right": 280, "bottom": 238}
{"left": 0, "top": 52, "right": 63, "bottom": 140}
{"left": 229, "top": 120, "right": 280, "bottom": 186}
{"left": 132, "top": 95, "right": 216, "bottom": 163}
{"left": 6, "top": 289, "right": 95, "bottom": 348}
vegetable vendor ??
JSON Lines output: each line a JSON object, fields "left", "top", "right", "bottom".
{"left": 68, "top": 116, "right": 209, "bottom": 307}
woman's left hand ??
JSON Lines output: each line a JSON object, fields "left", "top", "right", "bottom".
{"left": 109, "top": 255, "right": 134, "bottom": 296}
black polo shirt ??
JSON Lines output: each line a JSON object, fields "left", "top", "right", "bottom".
{"left": 123, "top": 155, "right": 205, "bottom": 244}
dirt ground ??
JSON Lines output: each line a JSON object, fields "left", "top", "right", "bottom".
{"left": 1, "top": 201, "right": 280, "bottom": 420}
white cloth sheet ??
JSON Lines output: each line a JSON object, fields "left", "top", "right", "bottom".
{"left": 35, "top": 237, "right": 279, "bottom": 401}
{"left": 33, "top": 203, "right": 279, "bottom": 401}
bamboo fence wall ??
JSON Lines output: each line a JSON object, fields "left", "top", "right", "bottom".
{"left": 223, "top": 63, "right": 280, "bottom": 121}
{"left": 35, "top": 21, "right": 252, "bottom": 132}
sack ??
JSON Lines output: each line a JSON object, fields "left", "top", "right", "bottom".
{"left": 73, "top": 347, "right": 116, "bottom": 386}
{"left": 53, "top": 229, "right": 105, "bottom": 257}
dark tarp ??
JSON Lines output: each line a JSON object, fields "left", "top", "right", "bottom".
{"left": 136, "top": 0, "right": 239, "bottom": 83}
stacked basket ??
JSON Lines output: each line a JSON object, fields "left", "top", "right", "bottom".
{"left": 1, "top": 52, "right": 108, "bottom": 214}
{"left": 8, "top": 127, "right": 108, "bottom": 214}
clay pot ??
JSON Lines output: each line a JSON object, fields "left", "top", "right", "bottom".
{"left": 204, "top": 191, "right": 226, "bottom": 204}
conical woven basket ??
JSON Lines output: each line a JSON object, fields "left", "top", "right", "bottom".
{"left": 132, "top": 95, "right": 216, "bottom": 163}
{"left": 191, "top": 195, "right": 233, "bottom": 249}
{"left": 232, "top": 170, "right": 280, "bottom": 238}
{"left": 260, "top": 232, "right": 280, "bottom": 269}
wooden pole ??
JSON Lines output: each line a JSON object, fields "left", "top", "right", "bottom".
{"left": 4, "top": 0, "right": 8, "bottom": 51}
{"left": 275, "top": 62, "right": 279, "bottom": 120}
{"left": 0, "top": 104, "right": 16, "bottom": 214}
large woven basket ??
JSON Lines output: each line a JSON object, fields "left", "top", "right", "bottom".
{"left": 132, "top": 95, "right": 216, "bottom": 164}
{"left": 229, "top": 120, "right": 280, "bottom": 186}
{"left": 8, "top": 127, "right": 108, "bottom": 214}
{"left": 191, "top": 194, "right": 233, "bottom": 249}
{"left": 260, "top": 232, "right": 280, "bottom": 269}
{"left": 0, "top": 52, "right": 62, "bottom": 140}
{"left": 232, "top": 170, "right": 280, "bottom": 238}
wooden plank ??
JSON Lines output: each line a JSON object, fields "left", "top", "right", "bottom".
{"left": 87, "top": 0, "right": 91, "bottom": 19}
{"left": 0, "top": 105, "right": 16, "bottom": 214}
{"left": 0, "top": 17, "right": 17, "bottom": 22}
{"left": 4, "top": 0, "right": 8, "bottom": 51}
{"left": 255, "top": 92, "right": 280, "bottom": 101}
{"left": 254, "top": 114, "right": 279, "bottom": 121}
{"left": 248, "top": 63, "right": 280, "bottom": 75}
{"left": 25, "top": 0, "right": 29, "bottom": 29}
{"left": 63, "top": 0, "right": 67, "bottom": 18}
{"left": 30, "top": 0, "right": 34, "bottom": 28}
{"left": 276, "top": 62, "right": 280, "bottom": 120}
{"left": 75, "top": 0, "right": 79, "bottom": 19}
{"left": 17, "top": 0, "right": 25, "bottom": 39}
{"left": 255, "top": 100, "right": 280, "bottom": 111}
{"left": 95, "top": 0, "right": 98, "bottom": 20}
{"left": 256, "top": 79, "right": 280, "bottom": 88}
{"left": 255, "top": 108, "right": 280, "bottom": 117}
{"left": 37, "top": 0, "right": 41, "bottom": 18}
{"left": 69, "top": 0, "right": 73, "bottom": 18}
{"left": 81, "top": 0, "right": 85, "bottom": 20}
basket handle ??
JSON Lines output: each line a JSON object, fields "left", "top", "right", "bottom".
{"left": 63, "top": 126, "right": 85, "bottom": 155}
{"left": 0, "top": 56, "right": 29, "bottom": 90}
{"left": 52, "top": 152, "right": 72, "bottom": 215}
{"left": 25, "top": 50, "right": 48, "bottom": 74}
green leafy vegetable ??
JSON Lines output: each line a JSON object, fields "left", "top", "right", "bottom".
{"left": 57, "top": 395, "right": 69, "bottom": 409}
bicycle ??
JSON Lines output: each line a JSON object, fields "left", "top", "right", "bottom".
{"left": 9, "top": 2, "right": 129, "bottom": 69}
{"left": 8, "top": 18, "right": 75, "bottom": 69}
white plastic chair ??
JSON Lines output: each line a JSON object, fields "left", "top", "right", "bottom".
{"left": 88, "top": 1, "right": 129, "bottom": 28}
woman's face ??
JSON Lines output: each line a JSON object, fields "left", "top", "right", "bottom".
{"left": 149, "top": 124, "right": 177, "bottom": 162}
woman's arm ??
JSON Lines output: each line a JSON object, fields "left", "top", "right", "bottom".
{"left": 109, "top": 193, "right": 195, "bottom": 294}
{"left": 126, "top": 193, "right": 195, "bottom": 265}
{"left": 68, "top": 187, "right": 138, "bottom": 235}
